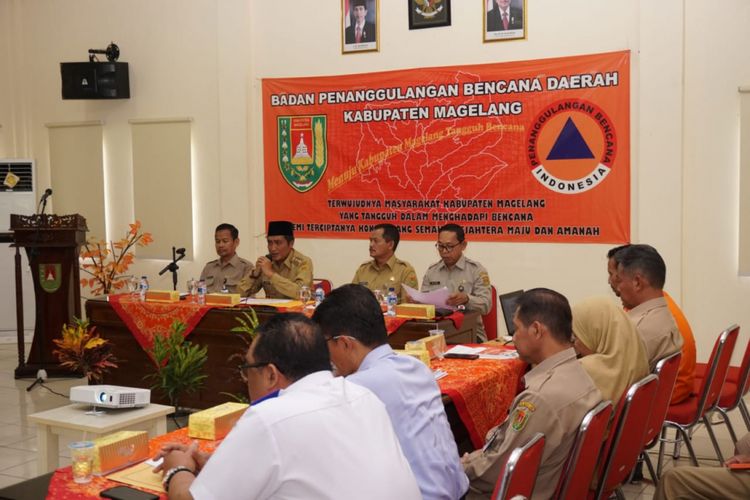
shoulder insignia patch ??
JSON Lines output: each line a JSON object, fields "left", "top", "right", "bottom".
{"left": 510, "top": 401, "right": 536, "bottom": 432}
{"left": 480, "top": 272, "right": 490, "bottom": 286}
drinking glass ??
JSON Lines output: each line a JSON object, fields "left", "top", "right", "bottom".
{"left": 69, "top": 441, "right": 95, "bottom": 484}
{"left": 186, "top": 278, "right": 197, "bottom": 302}
{"left": 299, "top": 285, "right": 311, "bottom": 304}
{"left": 126, "top": 276, "right": 139, "bottom": 299}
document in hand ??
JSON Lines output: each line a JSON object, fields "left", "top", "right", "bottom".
{"left": 402, "top": 284, "right": 453, "bottom": 310}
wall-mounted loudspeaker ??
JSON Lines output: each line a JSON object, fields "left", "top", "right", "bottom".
{"left": 60, "top": 62, "right": 130, "bottom": 100}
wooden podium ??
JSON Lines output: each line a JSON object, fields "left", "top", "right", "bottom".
{"left": 10, "top": 213, "right": 87, "bottom": 378}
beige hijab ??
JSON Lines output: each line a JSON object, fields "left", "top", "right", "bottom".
{"left": 572, "top": 296, "right": 650, "bottom": 404}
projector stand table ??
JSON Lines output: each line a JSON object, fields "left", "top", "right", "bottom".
{"left": 27, "top": 403, "right": 174, "bottom": 473}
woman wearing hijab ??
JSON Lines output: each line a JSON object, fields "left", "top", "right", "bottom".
{"left": 572, "top": 296, "right": 650, "bottom": 404}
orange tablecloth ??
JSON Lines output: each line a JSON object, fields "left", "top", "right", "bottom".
{"left": 436, "top": 350, "right": 527, "bottom": 449}
{"left": 47, "top": 428, "right": 219, "bottom": 499}
{"left": 384, "top": 311, "right": 465, "bottom": 335}
{"left": 108, "top": 295, "right": 218, "bottom": 353}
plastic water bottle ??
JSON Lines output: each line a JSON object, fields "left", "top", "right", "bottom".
{"left": 197, "top": 280, "right": 207, "bottom": 305}
{"left": 314, "top": 286, "right": 325, "bottom": 307}
{"left": 386, "top": 287, "right": 397, "bottom": 317}
{"left": 139, "top": 276, "right": 149, "bottom": 302}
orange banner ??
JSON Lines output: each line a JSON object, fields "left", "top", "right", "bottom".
{"left": 262, "top": 51, "right": 630, "bottom": 243}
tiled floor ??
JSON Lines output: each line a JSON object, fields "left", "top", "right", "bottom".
{"left": 0, "top": 340, "right": 748, "bottom": 498}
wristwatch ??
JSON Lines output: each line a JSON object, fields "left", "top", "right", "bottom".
{"left": 163, "top": 465, "right": 195, "bottom": 492}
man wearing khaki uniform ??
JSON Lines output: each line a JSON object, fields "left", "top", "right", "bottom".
{"left": 615, "top": 244, "right": 683, "bottom": 369}
{"left": 352, "top": 223, "right": 418, "bottom": 303}
{"left": 200, "top": 223, "right": 254, "bottom": 294}
{"left": 462, "top": 288, "right": 602, "bottom": 499}
{"left": 238, "top": 221, "right": 313, "bottom": 299}
{"left": 421, "top": 224, "right": 492, "bottom": 341}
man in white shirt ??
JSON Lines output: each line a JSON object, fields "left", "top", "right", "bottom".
{"left": 313, "top": 284, "right": 469, "bottom": 500}
{"left": 156, "top": 313, "right": 421, "bottom": 500}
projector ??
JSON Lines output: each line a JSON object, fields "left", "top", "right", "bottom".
{"left": 70, "top": 385, "right": 151, "bottom": 409}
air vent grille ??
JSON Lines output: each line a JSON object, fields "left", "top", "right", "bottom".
{"left": 0, "top": 162, "right": 33, "bottom": 192}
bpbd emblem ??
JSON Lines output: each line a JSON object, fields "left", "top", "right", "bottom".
{"left": 277, "top": 115, "right": 327, "bottom": 192}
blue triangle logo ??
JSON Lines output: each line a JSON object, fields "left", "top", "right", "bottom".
{"left": 546, "top": 117, "right": 594, "bottom": 160}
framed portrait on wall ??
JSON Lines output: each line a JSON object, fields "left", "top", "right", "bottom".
{"left": 342, "top": 0, "right": 379, "bottom": 54}
{"left": 484, "top": 0, "right": 526, "bottom": 42}
{"left": 408, "top": 0, "right": 451, "bottom": 30}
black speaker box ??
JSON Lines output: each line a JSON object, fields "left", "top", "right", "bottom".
{"left": 60, "top": 62, "right": 130, "bottom": 99}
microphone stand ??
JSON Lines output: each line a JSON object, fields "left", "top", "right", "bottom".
{"left": 158, "top": 246, "right": 186, "bottom": 291}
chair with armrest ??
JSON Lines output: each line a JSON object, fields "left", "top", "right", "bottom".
{"left": 694, "top": 333, "right": 750, "bottom": 441}
{"left": 554, "top": 400, "right": 613, "bottom": 500}
{"left": 656, "top": 324, "right": 739, "bottom": 475}
{"left": 491, "top": 432, "right": 545, "bottom": 500}
{"left": 312, "top": 278, "right": 333, "bottom": 295}
{"left": 593, "top": 374, "right": 659, "bottom": 500}
{"left": 482, "top": 285, "right": 499, "bottom": 341}
{"left": 639, "top": 351, "right": 682, "bottom": 483}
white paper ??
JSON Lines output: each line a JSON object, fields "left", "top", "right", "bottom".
{"left": 444, "top": 345, "right": 486, "bottom": 356}
{"left": 240, "top": 298, "right": 296, "bottom": 305}
{"left": 402, "top": 284, "right": 453, "bottom": 310}
{"left": 479, "top": 350, "right": 519, "bottom": 360}
{"left": 144, "top": 457, "right": 163, "bottom": 467}
{"left": 433, "top": 369, "right": 448, "bottom": 381}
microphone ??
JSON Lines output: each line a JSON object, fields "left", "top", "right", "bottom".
{"left": 37, "top": 188, "right": 53, "bottom": 215}
{"left": 176, "top": 247, "right": 186, "bottom": 256}
{"left": 40, "top": 188, "right": 53, "bottom": 202}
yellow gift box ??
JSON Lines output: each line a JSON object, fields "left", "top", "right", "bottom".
{"left": 188, "top": 402, "right": 248, "bottom": 440}
{"left": 396, "top": 348, "right": 431, "bottom": 367}
{"left": 205, "top": 293, "right": 241, "bottom": 306}
{"left": 395, "top": 303, "right": 435, "bottom": 319}
{"left": 145, "top": 290, "right": 180, "bottom": 303}
{"left": 92, "top": 430, "right": 149, "bottom": 475}
{"left": 405, "top": 333, "right": 447, "bottom": 360}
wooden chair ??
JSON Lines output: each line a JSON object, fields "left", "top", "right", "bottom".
{"left": 482, "top": 285, "right": 499, "bottom": 340}
{"left": 657, "top": 325, "right": 739, "bottom": 474}
{"left": 594, "top": 374, "right": 659, "bottom": 500}
{"left": 492, "top": 432, "right": 545, "bottom": 500}
{"left": 694, "top": 333, "right": 750, "bottom": 441}
{"left": 639, "top": 351, "right": 682, "bottom": 483}
{"left": 554, "top": 400, "right": 613, "bottom": 500}
{"left": 312, "top": 278, "right": 333, "bottom": 295}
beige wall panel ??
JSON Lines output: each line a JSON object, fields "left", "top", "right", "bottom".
{"left": 47, "top": 123, "right": 105, "bottom": 238}
{"left": 131, "top": 120, "right": 192, "bottom": 260}
{"left": 740, "top": 91, "right": 750, "bottom": 275}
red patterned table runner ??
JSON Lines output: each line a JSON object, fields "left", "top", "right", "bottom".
{"left": 47, "top": 428, "right": 218, "bottom": 499}
{"left": 436, "top": 350, "right": 527, "bottom": 449}
{"left": 107, "top": 295, "right": 217, "bottom": 353}
{"left": 384, "top": 311, "right": 465, "bottom": 335}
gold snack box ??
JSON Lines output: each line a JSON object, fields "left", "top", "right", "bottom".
{"left": 188, "top": 402, "right": 248, "bottom": 440}
{"left": 145, "top": 290, "right": 180, "bottom": 303}
{"left": 395, "top": 348, "right": 431, "bottom": 367}
{"left": 205, "top": 293, "right": 241, "bottom": 306}
{"left": 405, "top": 333, "right": 447, "bottom": 360}
{"left": 92, "top": 430, "right": 149, "bottom": 475}
{"left": 395, "top": 303, "right": 436, "bottom": 319}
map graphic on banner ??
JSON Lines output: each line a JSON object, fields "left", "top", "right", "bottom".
{"left": 262, "top": 51, "right": 630, "bottom": 243}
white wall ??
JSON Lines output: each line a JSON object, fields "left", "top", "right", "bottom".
{"left": 0, "top": 0, "right": 748, "bottom": 361}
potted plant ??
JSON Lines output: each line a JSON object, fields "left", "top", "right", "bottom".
{"left": 221, "top": 309, "right": 260, "bottom": 403}
{"left": 52, "top": 318, "right": 118, "bottom": 383}
{"left": 79, "top": 220, "right": 153, "bottom": 296}
{"left": 145, "top": 320, "right": 208, "bottom": 412}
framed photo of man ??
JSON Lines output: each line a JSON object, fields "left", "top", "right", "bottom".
{"left": 484, "top": 0, "right": 526, "bottom": 42}
{"left": 342, "top": 0, "right": 379, "bottom": 54}
{"left": 408, "top": 0, "right": 451, "bottom": 30}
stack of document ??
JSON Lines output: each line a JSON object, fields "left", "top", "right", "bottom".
{"left": 444, "top": 345, "right": 519, "bottom": 360}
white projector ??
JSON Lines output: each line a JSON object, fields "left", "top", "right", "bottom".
{"left": 70, "top": 385, "right": 151, "bottom": 409}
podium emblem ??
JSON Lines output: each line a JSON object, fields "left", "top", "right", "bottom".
{"left": 277, "top": 115, "right": 327, "bottom": 193}
{"left": 39, "top": 263, "right": 62, "bottom": 293}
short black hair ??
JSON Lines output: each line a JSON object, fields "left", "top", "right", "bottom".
{"left": 312, "top": 284, "right": 387, "bottom": 349}
{"left": 439, "top": 223, "right": 465, "bottom": 243}
{"left": 515, "top": 288, "right": 573, "bottom": 344}
{"left": 374, "top": 223, "right": 400, "bottom": 251}
{"left": 215, "top": 223, "right": 239, "bottom": 240}
{"left": 616, "top": 244, "right": 666, "bottom": 289}
{"left": 252, "top": 313, "right": 330, "bottom": 382}
{"left": 606, "top": 244, "right": 631, "bottom": 263}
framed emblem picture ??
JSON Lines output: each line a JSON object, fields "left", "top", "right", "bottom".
{"left": 408, "top": 0, "right": 451, "bottom": 30}
{"left": 484, "top": 0, "right": 526, "bottom": 42}
{"left": 342, "top": 0, "right": 379, "bottom": 54}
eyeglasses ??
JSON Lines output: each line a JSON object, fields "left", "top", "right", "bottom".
{"left": 238, "top": 361, "right": 270, "bottom": 382}
{"left": 435, "top": 242, "right": 461, "bottom": 252}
